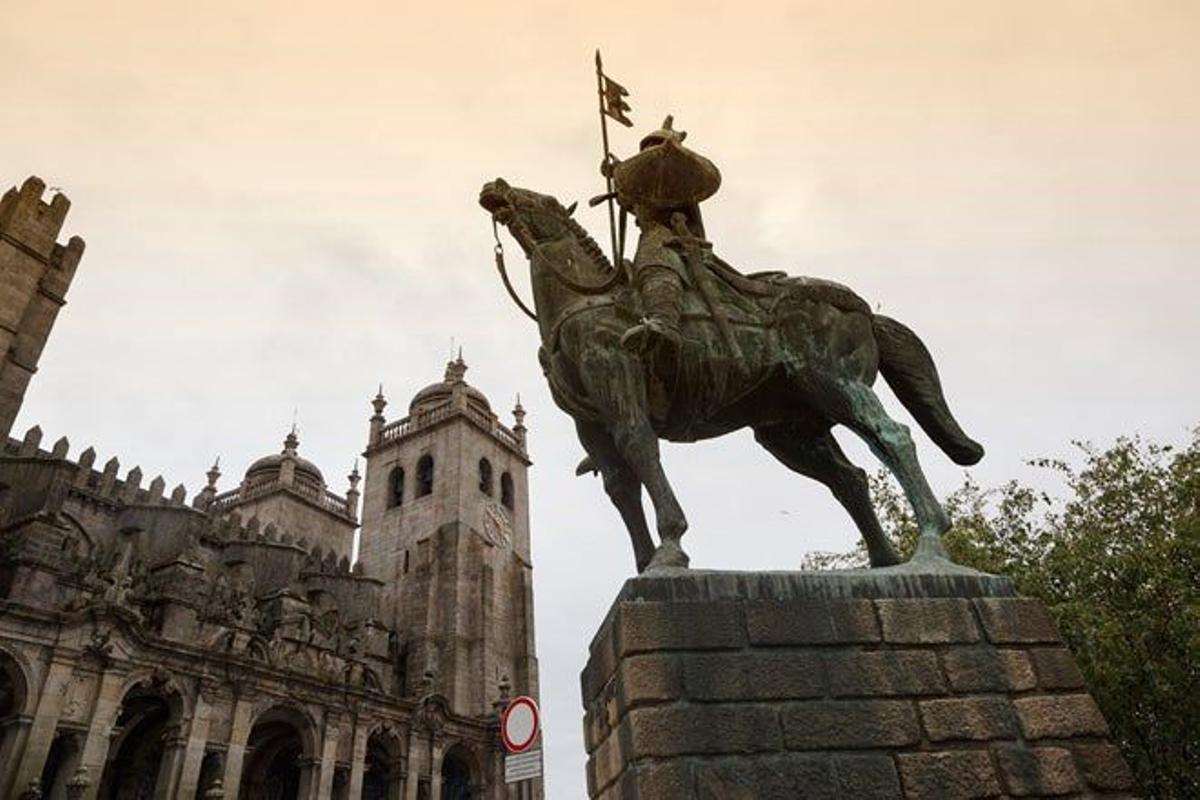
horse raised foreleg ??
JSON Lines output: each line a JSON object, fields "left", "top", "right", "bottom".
{"left": 578, "top": 349, "right": 690, "bottom": 571}
{"left": 825, "top": 380, "right": 952, "bottom": 563}
{"left": 754, "top": 422, "right": 902, "bottom": 567}
{"left": 575, "top": 420, "right": 656, "bottom": 573}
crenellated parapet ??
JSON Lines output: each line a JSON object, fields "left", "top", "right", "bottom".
{"left": 1, "top": 425, "right": 194, "bottom": 513}
{"left": 0, "top": 429, "right": 405, "bottom": 697}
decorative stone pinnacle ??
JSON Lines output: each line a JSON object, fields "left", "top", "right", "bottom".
{"left": 283, "top": 428, "right": 299, "bottom": 454}
{"left": 206, "top": 457, "right": 221, "bottom": 488}
{"left": 348, "top": 460, "right": 361, "bottom": 490}
{"left": 371, "top": 384, "right": 387, "bottom": 416}
{"left": 444, "top": 353, "right": 467, "bottom": 384}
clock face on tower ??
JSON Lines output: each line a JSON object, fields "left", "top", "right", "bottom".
{"left": 482, "top": 502, "right": 512, "bottom": 547}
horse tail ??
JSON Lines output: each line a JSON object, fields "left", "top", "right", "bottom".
{"left": 872, "top": 315, "right": 984, "bottom": 466}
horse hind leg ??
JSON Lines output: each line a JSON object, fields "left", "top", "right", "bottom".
{"left": 576, "top": 421, "right": 656, "bottom": 573}
{"left": 754, "top": 422, "right": 901, "bottom": 567}
{"left": 826, "top": 380, "right": 953, "bottom": 562}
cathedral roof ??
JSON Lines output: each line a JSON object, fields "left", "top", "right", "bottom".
{"left": 409, "top": 354, "right": 492, "bottom": 415}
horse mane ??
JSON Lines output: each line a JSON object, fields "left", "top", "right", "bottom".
{"left": 561, "top": 212, "right": 614, "bottom": 273}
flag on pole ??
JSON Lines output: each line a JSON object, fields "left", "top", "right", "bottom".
{"left": 599, "top": 72, "right": 633, "bottom": 127}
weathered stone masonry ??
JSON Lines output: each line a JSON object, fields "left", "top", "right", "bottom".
{"left": 0, "top": 177, "right": 542, "bottom": 799}
{"left": 582, "top": 571, "right": 1137, "bottom": 799}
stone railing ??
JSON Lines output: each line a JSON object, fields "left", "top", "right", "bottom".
{"left": 209, "top": 478, "right": 353, "bottom": 518}
{"left": 378, "top": 402, "right": 525, "bottom": 454}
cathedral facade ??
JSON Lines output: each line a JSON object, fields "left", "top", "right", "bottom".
{"left": 0, "top": 177, "right": 541, "bottom": 800}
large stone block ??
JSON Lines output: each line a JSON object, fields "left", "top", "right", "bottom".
{"left": 973, "top": 598, "right": 1061, "bottom": 643}
{"left": 1028, "top": 646, "right": 1087, "bottom": 689}
{"left": 683, "top": 651, "right": 823, "bottom": 701}
{"left": 940, "top": 646, "right": 1036, "bottom": 692}
{"left": 825, "top": 650, "right": 945, "bottom": 697}
{"left": 895, "top": 751, "right": 1002, "bottom": 800}
{"left": 692, "top": 755, "right": 836, "bottom": 800}
{"left": 746, "top": 599, "right": 879, "bottom": 645}
{"left": 781, "top": 700, "right": 921, "bottom": 750}
{"left": 625, "top": 704, "right": 781, "bottom": 757}
{"left": 1013, "top": 693, "right": 1111, "bottom": 739}
{"left": 877, "top": 598, "right": 980, "bottom": 644}
{"left": 831, "top": 754, "right": 903, "bottom": 799}
{"left": 918, "top": 696, "right": 1018, "bottom": 742}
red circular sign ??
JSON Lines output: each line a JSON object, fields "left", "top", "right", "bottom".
{"left": 501, "top": 696, "right": 540, "bottom": 753}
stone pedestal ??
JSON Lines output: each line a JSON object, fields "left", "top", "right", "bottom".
{"left": 581, "top": 569, "right": 1136, "bottom": 799}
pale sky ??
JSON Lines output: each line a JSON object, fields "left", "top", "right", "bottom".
{"left": 4, "top": 2, "right": 1199, "bottom": 796}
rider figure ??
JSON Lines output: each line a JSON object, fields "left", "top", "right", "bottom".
{"left": 608, "top": 116, "right": 721, "bottom": 354}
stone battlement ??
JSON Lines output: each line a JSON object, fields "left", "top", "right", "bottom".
{"left": 0, "top": 176, "right": 84, "bottom": 261}
{"left": 582, "top": 569, "right": 1136, "bottom": 799}
{"left": 2, "top": 426, "right": 194, "bottom": 510}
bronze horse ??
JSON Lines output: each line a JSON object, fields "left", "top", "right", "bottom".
{"left": 480, "top": 178, "right": 983, "bottom": 573}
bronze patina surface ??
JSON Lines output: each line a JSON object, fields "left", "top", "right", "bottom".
{"left": 481, "top": 125, "right": 982, "bottom": 574}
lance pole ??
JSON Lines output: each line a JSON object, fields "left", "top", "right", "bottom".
{"left": 594, "top": 50, "right": 621, "bottom": 271}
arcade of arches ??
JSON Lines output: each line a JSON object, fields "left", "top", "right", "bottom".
{"left": 0, "top": 648, "right": 498, "bottom": 800}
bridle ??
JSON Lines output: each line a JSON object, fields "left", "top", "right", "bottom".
{"left": 492, "top": 216, "right": 539, "bottom": 322}
{"left": 490, "top": 196, "right": 625, "bottom": 325}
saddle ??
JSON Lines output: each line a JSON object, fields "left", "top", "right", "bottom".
{"left": 674, "top": 253, "right": 873, "bottom": 329}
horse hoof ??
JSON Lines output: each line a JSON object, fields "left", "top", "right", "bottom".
{"left": 645, "top": 540, "right": 690, "bottom": 572}
{"left": 868, "top": 546, "right": 903, "bottom": 568}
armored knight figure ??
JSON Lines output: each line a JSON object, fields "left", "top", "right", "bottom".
{"left": 608, "top": 116, "right": 722, "bottom": 354}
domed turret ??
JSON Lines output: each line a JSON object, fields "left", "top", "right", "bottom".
{"left": 244, "top": 429, "right": 325, "bottom": 492}
{"left": 408, "top": 353, "right": 492, "bottom": 416}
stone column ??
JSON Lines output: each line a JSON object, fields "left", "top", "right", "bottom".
{"left": 298, "top": 756, "right": 320, "bottom": 800}
{"left": 428, "top": 736, "right": 444, "bottom": 800}
{"left": 221, "top": 694, "right": 256, "bottom": 793}
{"left": 346, "top": 720, "right": 369, "bottom": 800}
{"left": 78, "top": 668, "right": 128, "bottom": 800}
{"left": 314, "top": 712, "right": 342, "bottom": 800}
{"left": 403, "top": 731, "right": 422, "bottom": 800}
{"left": 175, "top": 683, "right": 216, "bottom": 799}
{"left": 153, "top": 723, "right": 188, "bottom": 799}
{"left": 9, "top": 655, "right": 76, "bottom": 794}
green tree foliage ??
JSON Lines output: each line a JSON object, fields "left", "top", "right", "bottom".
{"left": 812, "top": 431, "right": 1199, "bottom": 798}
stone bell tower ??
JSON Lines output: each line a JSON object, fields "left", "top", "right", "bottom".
{"left": 0, "top": 177, "right": 85, "bottom": 438}
{"left": 358, "top": 355, "right": 538, "bottom": 717}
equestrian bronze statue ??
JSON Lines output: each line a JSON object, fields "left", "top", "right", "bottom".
{"left": 479, "top": 119, "right": 983, "bottom": 573}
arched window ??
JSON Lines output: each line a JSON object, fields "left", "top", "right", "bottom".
{"left": 240, "top": 706, "right": 315, "bottom": 800}
{"left": 363, "top": 727, "right": 404, "bottom": 800}
{"left": 478, "top": 458, "right": 493, "bottom": 496}
{"left": 500, "top": 472, "right": 514, "bottom": 510}
{"left": 98, "top": 679, "right": 181, "bottom": 800}
{"left": 416, "top": 455, "right": 434, "bottom": 497}
{"left": 388, "top": 467, "right": 405, "bottom": 508}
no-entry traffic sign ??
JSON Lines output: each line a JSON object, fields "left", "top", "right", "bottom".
{"left": 501, "top": 695, "right": 540, "bottom": 754}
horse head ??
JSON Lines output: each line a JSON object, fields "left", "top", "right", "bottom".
{"left": 481, "top": 178, "right": 613, "bottom": 271}
{"left": 480, "top": 178, "right": 622, "bottom": 340}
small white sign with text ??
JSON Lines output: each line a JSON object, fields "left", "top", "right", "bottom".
{"left": 504, "top": 747, "right": 543, "bottom": 783}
